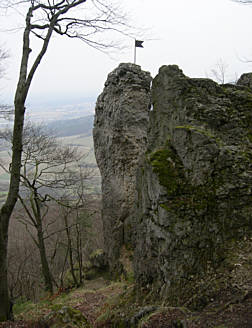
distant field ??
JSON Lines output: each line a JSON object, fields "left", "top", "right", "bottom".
{"left": 0, "top": 149, "right": 11, "bottom": 184}
{"left": 0, "top": 184, "right": 9, "bottom": 205}
{"left": 59, "top": 134, "right": 94, "bottom": 148}
{"left": 59, "top": 134, "right": 97, "bottom": 165}
{"left": 0, "top": 154, "right": 11, "bottom": 203}
{"left": 0, "top": 191, "right": 7, "bottom": 204}
{"left": 0, "top": 134, "right": 99, "bottom": 200}
{"left": 0, "top": 115, "right": 100, "bottom": 199}
{"left": 46, "top": 115, "right": 94, "bottom": 137}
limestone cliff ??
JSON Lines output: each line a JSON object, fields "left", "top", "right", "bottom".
{"left": 93, "top": 63, "right": 151, "bottom": 275}
{"left": 134, "top": 65, "right": 252, "bottom": 301}
{"left": 94, "top": 63, "right": 252, "bottom": 302}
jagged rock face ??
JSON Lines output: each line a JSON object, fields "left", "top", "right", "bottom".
{"left": 237, "top": 72, "right": 252, "bottom": 89}
{"left": 134, "top": 65, "right": 252, "bottom": 299}
{"left": 93, "top": 63, "right": 151, "bottom": 275}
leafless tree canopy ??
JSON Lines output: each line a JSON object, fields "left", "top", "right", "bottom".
{"left": 0, "top": 122, "right": 87, "bottom": 194}
{"left": 210, "top": 59, "right": 229, "bottom": 84}
{"left": 1, "top": 122, "right": 96, "bottom": 294}
{"left": 1, "top": 0, "right": 129, "bottom": 50}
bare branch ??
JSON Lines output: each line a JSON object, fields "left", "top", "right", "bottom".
{"left": 231, "top": 0, "right": 252, "bottom": 3}
{"left": 209, "top": 58, "right": 229, "bottom": 84}
{"left": 43, "top": 221, "right": 82, "bottom": 240}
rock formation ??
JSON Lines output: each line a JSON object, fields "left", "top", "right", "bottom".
{"left": 237, "top": 72, "right": 252, "bottom": 89}
{"left": 134, "top": 65, "right": 252, "bottom": 300}
{"left": 94, "top": 63, "right": 252, "bottom": 301}
{"left": 93, "top": 63, "right": 151, "bottom": 275}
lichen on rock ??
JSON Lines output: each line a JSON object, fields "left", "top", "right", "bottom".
{"left": 133, "top": 65, "right": 252, "bottom": 303}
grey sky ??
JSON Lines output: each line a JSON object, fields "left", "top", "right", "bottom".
{"left": 0, "top": 0, "right": 252, "bottom": 107}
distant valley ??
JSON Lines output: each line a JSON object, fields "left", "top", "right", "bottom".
{"left": 46, "top": 115, "right": 94, "bottom": 137}
{"left": 0, "top": 114, "right": 99, "bottom": 203}
{"left": 0, "top": 100, "right": 95, "bottom": 129}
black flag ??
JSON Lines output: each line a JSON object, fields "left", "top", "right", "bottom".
{"left": 135, "top": 40, "right": 144, "bottom": 48}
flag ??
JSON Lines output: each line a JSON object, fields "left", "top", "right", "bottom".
{"left": 135, "top": 40, "right": 144, "bottom": 48}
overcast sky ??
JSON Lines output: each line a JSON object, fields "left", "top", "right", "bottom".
{"left": 0, "top": 0, "right": 252, "bottom": 109}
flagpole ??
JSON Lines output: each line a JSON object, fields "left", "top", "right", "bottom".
{"left": 134, "top": 39, "right": 136, "bottom": 64}
{"left": 134, "top": 40, "right": 144, "bottom": 64}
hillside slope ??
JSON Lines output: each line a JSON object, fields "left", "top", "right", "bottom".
{"left": 1, "top": 238, "right": 252, "bottom": 328}
{"left": 46, "top": 115, "right": 94, "bottom": 137}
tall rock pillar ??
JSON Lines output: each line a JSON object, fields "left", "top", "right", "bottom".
{"left": 93, "top": 63, "right": 152, "bottom": 276}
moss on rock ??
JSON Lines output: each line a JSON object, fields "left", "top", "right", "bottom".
{"left": 44, "top": 305, "right": 91, "bottom": 328}
{"left": 149, "top": 146, "right": 184, "bottom": 196}
{"left": 133, "top": 65, "right": 252, "bottom": 306}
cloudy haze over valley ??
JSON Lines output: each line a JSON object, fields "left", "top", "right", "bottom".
{"left": 0, "top": 0, "right": 252, "bottom": 113}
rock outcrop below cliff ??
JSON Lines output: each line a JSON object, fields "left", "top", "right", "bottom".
{"left": 94, "top": 63, "right": 252, "bottom": 302}
{"left": 93, "top": 63, "right": 151, "bottom": 275}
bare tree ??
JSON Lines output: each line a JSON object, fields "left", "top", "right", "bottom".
{"left": 60, "top": 206, "right": 81, "bottom": 288}
{"left": 210, "top": 58, "right": 229, "bottom": 84}
{"left": 0, "top": 0, "right": 129, "bottom": 320}
{"left": 206, "top": 58, "right": 239, "bottom": 85}
{"left": 7, "top": 192, "right": 102, "bottom": 302}
{"left": 7, "top": 227, "right": 37, "bottom": 302}
{"left": 1, "top": 123, "right": 89, "bottom": 294}
{"left": 57, "top": 164, "right": 94, "bottom": 290}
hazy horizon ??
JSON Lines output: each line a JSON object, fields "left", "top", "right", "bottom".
{"left": 1, "top": 0, "right": 252, "bottom": 108}
{"left": 0, "top": 96, "right": 96, "bottom": 127}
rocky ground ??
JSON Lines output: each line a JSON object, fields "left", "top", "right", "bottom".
{"left": 1, "top": 238, "right": 252, "bottom": 327}
{"left": 0, "top": 277, "right": 252, "bottom": 327}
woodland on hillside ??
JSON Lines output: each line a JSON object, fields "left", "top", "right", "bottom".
{"left": 0, "top": 0, "right": 130, "bottom": 322}
{"left": 0, "top": 121, "right": 103, "bottom": 299}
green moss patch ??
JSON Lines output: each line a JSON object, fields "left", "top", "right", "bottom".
{"left": 149, "top": 146, "right": 184, "bottom": 196}
{"left": 149, "top": 143, "right": 218, "bottom": 214}
{"left": 44, "top": 305, "right": 91, "bottom": 328}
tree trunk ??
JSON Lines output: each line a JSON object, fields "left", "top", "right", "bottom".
{"left": 64, "top": 213, "right": 79, "bottom": 287}
{"left": 0, "top": 221, "right": 10, "bottom": 321}
{"left": 0, "top": 101, "right": 25, "bottom": 320}
{"left": 0, "top": 6, "right": 32, "bottom": 318}
{"left": 0, "top": 0, "right": 87, "bottom": 319}
{"left": 60, "top": 246, "right": 69, "bottom": 288}
{"left": 76, "top": 222, "right": 83, "bottom": 285}
{"left": 36, "top": 219, "right": 53, "bottom": 294}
